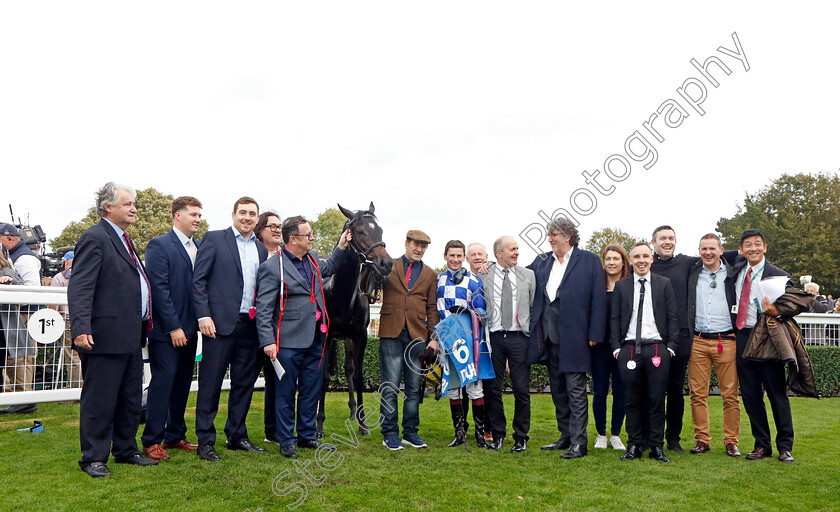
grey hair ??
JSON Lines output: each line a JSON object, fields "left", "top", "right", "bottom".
{"left": 95, "top": 182, "right": 136, "bottom": 218}
{"left": 492, "top": 236, "right": 514, "bottom": 255}
{"left": 467, "top": 242, "right": 487, "bottom": 255}
{"left": 546, "top": 217, "right": 580, "bottom": 247}
{"left": 805, "top": 282, "right": 820, "bottom": 294}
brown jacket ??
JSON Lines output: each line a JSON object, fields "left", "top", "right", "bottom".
{"left": 378, "top": 257, "right": 439, "bottom": 341}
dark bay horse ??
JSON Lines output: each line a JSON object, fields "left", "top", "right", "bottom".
{"left": 317, "top": 202, "right": 392, "bottom": 437}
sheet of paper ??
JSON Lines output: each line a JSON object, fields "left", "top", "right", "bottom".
{"left": 271, "top": 357, "right": 286, "bottom": 381}
{"left": 753, "top": 275, "right": 788, "bottom": 304}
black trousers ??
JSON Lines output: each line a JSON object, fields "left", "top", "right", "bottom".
{"left": 78, "top": 348, "right": 143, "bottom": 464}
{"left": 546, "top": 342, "right": 589, "bottom": 446}
{"left": 665, "top": 329, "right": 691, "bottom": 442}
{"left": 141, "top": 334, "right": 198, "bottom": 447}
{"left": 736, "top": 328, "right": 794, "bottom": 453}
{"left": 484, "top": 330, "right": 531, "bottom": 442}
{"left": 195, "top": 318, "right": 259, "bottom": 446}
{"left": 618, "top": 343, "right": 671, "bottom": 450}
{"left": 256, "top": 349, "right": 277, "bottom": 441}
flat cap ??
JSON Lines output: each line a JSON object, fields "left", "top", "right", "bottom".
{"left": 405, "top": 230, "right": 431, "bottom": 244}
{"left": 0, "top": 223, "right": 21, "bottom": 237}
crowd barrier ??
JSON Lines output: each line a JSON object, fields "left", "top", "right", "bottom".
{"left": 0, "top": 284, "right": 833, "bottom": 406}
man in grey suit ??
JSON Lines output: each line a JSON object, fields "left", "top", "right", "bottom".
{"left": 256, "top": 215, "right": 351, "bottom": 459}
{"left": 479, "top": 236, "right": 536, "bottom": 453}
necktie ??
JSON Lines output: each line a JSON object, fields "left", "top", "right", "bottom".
{"left": 405, "top": 262, "right": 413, "bottom": 289}
{"left": 501, "top": 268, "right": 513, "bottom": 330}
{"left": 123, "top": 231, "right": 153, "bottom": 328}
{"left": 186, "top": 238, "right": 197, "bottom": 268}
{"left": 635, "top": 278, "right": 646, "bottom": 345}
{"left": 735, "top": 267, "right": 753, "bottom": 330}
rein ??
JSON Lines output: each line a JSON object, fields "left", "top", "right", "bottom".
{"left": 344, "top": 212, "right": 387, "bottom": 305}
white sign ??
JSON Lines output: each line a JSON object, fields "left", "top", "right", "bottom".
{"left": 27, "top": 308, "right": 66, "bottom": 344}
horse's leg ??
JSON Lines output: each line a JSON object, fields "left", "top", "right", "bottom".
{"left": 344, "top": 339, "right": 364, "bottom": 434}
{"left": 316, "top": 339, "right": 336, "bottom": 439}
{"left": 353, "top": 332, "right": 370, "bottom": 436}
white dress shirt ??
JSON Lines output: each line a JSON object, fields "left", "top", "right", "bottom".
{"left": 625, "top": 272, "right": 662, "bottom": 341}
{"left": 545, "top": 246, "right": 574, "bottom": 301}
{"left": 491, "top": 264, "right": 519, "bottom": 332}
{"left": 735, "top": 257, "right": 766, "bottom": 329}
{"left": 232, "top": 226, "right": 260, "bottom": 314}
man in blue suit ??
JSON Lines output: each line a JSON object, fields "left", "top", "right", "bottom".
{"left": 141, "top": 196, "right": 204, "bottom": 460}
{"left": 528, "top": 217, "right": 607, "bottom": 459}
{"left": 256, "top": 215, "right": 350, "bottom": 459}
{"left": 193, "top": 196, "right": 269, "bottom": 461}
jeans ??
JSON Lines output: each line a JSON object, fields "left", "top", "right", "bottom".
{"left": 379, "top": 329, "right": 423, "bottom": 437}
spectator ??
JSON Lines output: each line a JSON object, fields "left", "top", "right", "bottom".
{"left": 804, "top": 283, "right": 830, "bottom": 313}
{"left": 466, "top": 243, "right": 489, "bottom": 274}
{"left": 50, "top": 252, "right": 82, "bottom": 387}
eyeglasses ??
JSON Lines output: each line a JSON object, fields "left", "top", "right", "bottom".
{"left": 710, "top": 272, "right": 717, "bottom": 288}
{"left": 266, "top": 224, "right": 282, "bottom": 232}
{"left": 292, "top": 233, "right": 315, "bottom": 240}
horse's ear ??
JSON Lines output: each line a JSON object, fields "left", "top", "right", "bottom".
{"left": 337, "top": 204, "right": 354, "bottom": 220}
{"left": 368, "top": 202, "right": 375, "bottom": 214}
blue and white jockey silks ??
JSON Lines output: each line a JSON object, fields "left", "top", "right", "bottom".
{"left": 434, "top": 310, "right": 495, "bottom": 395}
{"left": 436, "top": 269, "right": 487, "bottom": 320}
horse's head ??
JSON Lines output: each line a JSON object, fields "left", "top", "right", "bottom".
{"left": 338, "top": 201, "right": 393, "bottom": 280}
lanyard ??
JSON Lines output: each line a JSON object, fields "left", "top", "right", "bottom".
{"left": 739, "top": 263, "right": 765, "bottom": 293}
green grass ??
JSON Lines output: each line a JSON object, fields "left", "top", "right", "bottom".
{"left": 1, "top": 393, "right": 839, "bottom": 512}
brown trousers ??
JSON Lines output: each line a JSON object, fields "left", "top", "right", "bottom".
{"left": 689, "top": 335, "right": 740, "bottom": 445}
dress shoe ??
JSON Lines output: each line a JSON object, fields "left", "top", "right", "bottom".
{"left": 745, "top": 447, "right": 771, "bottom": 460}
{"left": 511, "top": 440, "right": 527, "bottom": 453}
{"left": 666, "top": 439, "right": 684, "bottom": 454}
{"left": 620, "top": 445, "right": 643, "bottom": 460}
{"left": 114, "top": 454, "right": 159, "bottom": 466}
{"left": 143, "top": 444, "right": 170, "bottom": 460}
{"left": 81, "top": 462, "right": 111, "bottom": 478}
{"left": 197, "top": 444, "right": 222, "bottom": 461}
{"left": 649, "top": 447, "right": 671, "bottom": 463}
{"left": 541, "top": 437, "right": 571, "bottom": 451}
{"left": 725, "top": 443, "right": 741, "bottom": 457}
{"left": 226, "top": 439, "right": 268, "bottom": 453}
{"left": 778, "top": 450, "right": 795, "bottom": 463}
{"left": 280, "top": 444, "right": 298, "bottom": 459}
{"left": 689, "top": 441, "right": 710, "bottom": 454}
{"left": 560, "top": 444, "right": 587, "bottom": 459}
{"left": 489, "top": 436, "right": 505, "bottom": 451}
{"left": 6, "top": 403, "right": 38, "bottom": 414}
{"left": 162, "top": 439, "right": 198, "bottom": 451}
{"left": 298, "top": 439, "right": 324, "bottom": 450}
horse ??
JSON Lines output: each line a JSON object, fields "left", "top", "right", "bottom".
{"left": 317, "top": 202, "right": 392, "bottom": 437}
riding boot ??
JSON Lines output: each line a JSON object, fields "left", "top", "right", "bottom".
{"left": 447, "top": 401, "right": 467, "bottom": 447}
{"left": 461, "top": 396, "right": 470, "bottom": 436}
{"left": 472, "top": 400, "right": 489, "bottom": 449}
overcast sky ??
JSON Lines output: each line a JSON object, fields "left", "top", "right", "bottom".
{"left": 2, "top": 2, "right": 838, "bottom": 263}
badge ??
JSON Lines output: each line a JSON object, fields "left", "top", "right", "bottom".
{"left": 320, "top": 324, "right": 327, "bottom": 333}
{"left": 315, "top": 311, "right": 322, "bottom": 321}
{"left": 248, "top": 306, "right": 256, "bottom": 319}
{"left": 717, "top": 343, "right": 723, "bottom": 354}
{"left": 651, "top": 356, "right": 661, "bottom": 368}
{"left": 626, "top": 360, "right": 636, "bottom": 370}
{"left": 731, "top": 304, "right": 738, "bottom": 314}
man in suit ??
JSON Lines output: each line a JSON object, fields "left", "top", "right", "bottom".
{"left": 140, "top": 196, "right": 203, "bottom": 460}
{"left": 377, "top": 230, "right": 440, "bottom": 451}
{"left": 257, "top": 215, "right": 350, "bottom": 459}
{"left": 686, "top": 233, "right": 741, "bottom": 457}
{"left": 529, "top": 217, "right": 607, "bottom": 459}
{"left": 611, "top": 242, "right": 679, "bottom": 463}
{"left": 479, "top": 236, "right": 536, "bottom": 453}
{"left": 68, "top": 182, "right": 158, "bottom": 477}
{"left": 727, "top": 229, "right": 796, "bottom": 462}
{"left": 193, "top": 196, "right": 268, "bottom": 461}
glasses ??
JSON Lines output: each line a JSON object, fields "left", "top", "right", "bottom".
{"left": 266, "top": 224, "right": 282, "bottom": 232}
{"left": 710, "top": 272, "right": 717, "bottom": 288}
{"left": 292, "top": 233, "right": 315, "bottom": 240}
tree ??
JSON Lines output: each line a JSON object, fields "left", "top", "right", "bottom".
{"left": 717, "top": 172, "right": 840, "bottom": 296}
{"left": 585, "top": 227, "right": 646, "bottom": 256}
{"left": 310, "top": 207, "right": 346, "bottom": 255}
{"left": 50, "top": 187, "right": 209, "bottom": 259}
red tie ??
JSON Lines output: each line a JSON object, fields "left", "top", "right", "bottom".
{"left": 735, "top": 267, "right": 752, "bottom": 330}
{"left": 123, "top": 231, "right": 153, "bottom": 330}
{"left": 405, "top": 262, "right": 413, "bottom": 289}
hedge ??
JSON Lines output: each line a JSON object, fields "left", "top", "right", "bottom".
{"left": 327, "top": 337, "right": 840, "bottom": 397}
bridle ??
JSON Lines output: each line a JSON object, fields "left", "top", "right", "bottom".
{"left": 343, "top": 211, "right": 389, "bottom": 304}
{"left": 344, "top": 213, "right": 388, "bottom": 277}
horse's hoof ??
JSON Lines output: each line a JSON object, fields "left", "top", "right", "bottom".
{"left": 316, "top": 431, "right": 325, "bottom": 439}
{"left": 358, "top": 427, "right": 371, "bottom": 437}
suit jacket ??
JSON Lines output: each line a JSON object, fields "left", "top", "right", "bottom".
{"left": 479, "top": 264, "right": 536, "bottom": 336}
{"left": 145, "top": 229, "right": 200, "bottom": 343}
{"left": 527, "top": 248, "right": 607, "bottom": 371}
{"left": 610, "top": 272, "right": 679, "bottom": 353}
{"left": 378, "top": 258, "right": 439, "bottom": 341}
{"left": 256, "top": 247, "right": 349, "bottom": 349}
{"left": 68, "top": 219, "right": 144, "bottom": 354}
{"left": 725, "top": 255, "right": 792, "bottom": 328}
{"left": 686, "top": 258, "right": 737, "bottom": 334}
{"left": 192, "top": 227, "right": 268, "bottom": 337}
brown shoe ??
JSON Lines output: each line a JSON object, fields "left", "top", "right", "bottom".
{"left": 778, "top": 450, "right": 794, "bottom": 463}
{"left": 143, "top": 444, "right": 170, "bottom": 460}
{"left": 745, "top": 447, "right": 771, "bottom": 460}
{"left": 689, "top": 441, "right": 710, "bottom": 454}
{"left": 725, "top": 443, "right": 741, "bottom": 457}
{"left": 162, "top": 439, "right": 199, "bottom": 451}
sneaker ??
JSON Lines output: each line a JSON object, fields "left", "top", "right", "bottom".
{"left": 264, "top": 438, "right": 278, "bottom": 445}
{"left": 609, "top": 436, "right": 626, "bottom": 451}
{"left": 402, "top": 433, "right": 428, "bottom": 448}
{"left": 594, "top": 435, "right": 608, "bottom": 449}
{"left": 382, "top": 434, "right": 404, "bottom": 451}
